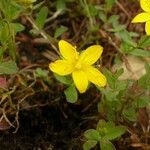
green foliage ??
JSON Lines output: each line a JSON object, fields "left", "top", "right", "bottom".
{"left": 84, "top": 129, "right": 101, "bottom": 141}
{"left": 83, "top": 120, "right": 126, "bottom": 150}
{"left": 35, "top": 68, "right": 49, "bottom": 78}
{"left": 100, "top": 140, "right": 115, "bottom": 150}
{"left": 136, "top": 96, "right": 149, "bottom": 108}
{"left": 0, "top": 0, "right": 26, "bottom": 60}
{"left": 54, "top": 73, "right": 72, "bottom": 85}
{"left": 54, "top": 74, "right": 78, "bottom": 103}
{"left": 98, "top": 67, "right": 150, "bottom": 122}
{"left": 138, "top": 36, "right": 150, "bottom": 48}
{"left": 83, "top": 140, "right": 97, "bottom": 150}
{"left": 35, "top": 6, "right": 48, "bottom": 29}
{"left": 30, "top": 6, "right": 49, "bottom": 36}
{"left": 0, "top": 60, "right": 18, "bottom": 74}
{"left": 128, "top": 48, "right": 150, "bottom": 57}
{"left": 105, "top": 0, "right": 115, "bottom": 11}
{"left": 121, "top": 42, "right": 150, "bottom": 57}
{"left": 12, "top": 23, "right": 25, "bottom": 33}
{"left": 35, "top": 68, "right": 50, "bottom": 83}
{"left": 87, "top": 4, "right": 99, "bottom": 17}
{"left": 139, "top": 63, "right": 150, "bottom": 90}
{"left": 54, "top": 26, "right": 68, "bottom": 38}
{"left": 123, "top": 107, "right": 137, "bottom": 122}
{"left": 105, "top": 13, "right": 150, "bottom": 58}
{"left": 56, "top": 0, "right": 66, "bottom": 11}
{"left": 0, "top": 0, "right": 22, "bottom": 21}
{"left": 80, "top": 0, "right": 100, "bottom": 32}
{"left": 64, "top": 84, "right": 78, "bottom": 103}
{"left": 103, "top": 68, "right": 125, "bottom": 89}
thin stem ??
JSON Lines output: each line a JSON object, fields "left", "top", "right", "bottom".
{"left": 81, "top": 0, "right": 94, "bottom": 29}
{"left": 26, "top": 15, "right": 59, "bottom": 55}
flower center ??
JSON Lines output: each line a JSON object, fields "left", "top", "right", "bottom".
{"left": 75, "top": 61, "right": 82, "bottom": 70}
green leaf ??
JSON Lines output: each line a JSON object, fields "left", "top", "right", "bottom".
{"left": 138, "top": 35, "right": 150, "bottom": 48}
{"left": 145, "top": 63, "right": 150, "bottom": 74}
{"left": 107, "top": 15, "right": 119, "bottom": 25}
{"left": 136, "top": 96, "right": 149, "bottom": 108}
{"left": 117, "top": 89, "right": 126, "bottom": 101}
{"left": 97, "top": 101, "right": 105, "bottom": 114}
{"left": 84, "top": 129, "right": 101, "bottom": 141}
{"left": 128, "top": 48, "right": 150, "bottom": 57}
{"left": 100, "top": 140, "right": 116, "bottom": 150}
{"left": 5, "top": 1, "right": 22, "bottom": 20}
{"left": 129, "top": 32, "right": 139, "bottom": 38}
{"left": 0, "top": 47, "right": 4, "bottom": 61}
{"left": 115, "top": 68, "right": 124, "bottom": 79}
{"left": 0, "top": 21, "right": 10, "bottom": 43}
{"left": 103, "top": 69, "right": 116, "bottom": 88}
{"left": 121, "top": 41, "right": 132, "bottom": 54}
{"left": 118, "top": 30, "right": 136, "bottom": 47}
{"left": 11, "top": 23, "right": 25, "bottom": 33}
{"left": 83, "top": 140, "right": 97, "bottom": 150}
{"left": 0, "top": 60, "right": 18, "bottom": 74}
{"left": 105, "top": 90, "right": 118, "bottom": 102}
{"left": 108, "top": 25, "right": 126, "bottom": 32}
{"left": 8, "top": 36, "right": 17, "bottom": 60}
{"left": 96, "top": 120, "right": 107, "bottom": 136}
{"left": 35, "top": 6, "right": 48, "bottom": 29}
{"left": 104, "top": 126, "right": 126, "bottom": 140}
{"left": 123, "top": 107, "right": 137, "bottom": 122}
{"left": 105, "top": 0, "right": 115, "bottom": 11}
{"left": 64, "top": 84, "right": 78, "bottom": 103}
{"left": 138, "top": 74, "right": 150, "bottom": 90}
{"left": 98, "top": 11, "right": 107, "bottom": 22}
{"left": 56, "top": 0, "right": 66, "bottom": 11}
{"left": 54, "top": 26, "right": 68, "bottom": 38}
{"left": 114, "top": 54, "right": 122, "bottom": 65}
{"left": 54, "top": 73, "right": 72, "bottom": 85}
{"left": 88, "top": 4, "right": 99, "bottom": 17}
{"left": 115, "top": 80, "right": 127, "bottom": 91}
{"left": 35, "top": 68, "right": 48, "bottom": 78}
{"left": 96, "top": 120, "right": 126, "bottom": 140}
{"left": 107, "top": 104, "right": 117, "bottom": 121}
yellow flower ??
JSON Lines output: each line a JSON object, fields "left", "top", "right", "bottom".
{"left": 49, "top": 40, "right": 107, "bottom": 93}
{"left": 132, "top": 0, "right": 150, "bottom": 35}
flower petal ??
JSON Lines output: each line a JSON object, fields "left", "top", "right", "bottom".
{"left": 59, "top": 40, "right": 79, "bottom": 62}
{"left": 79, "top": 45, "right": 103, "bottom": 65}
{"left": 49, "top": 60, "right": 73, "bottom": 75}
{"left": 140, "top": 0, "right": 150, "bottom": 12}
{"left": 132, "top": 12, "right": 150, "bottom": 23}
{"left": 72, "top": 70, "right": 88, "bottom": 93}
{"left": 84, "top": 66, "right": 106, "bottom": 87}
{"left": 145, "top": 21, "right": 150, "bottom": 35}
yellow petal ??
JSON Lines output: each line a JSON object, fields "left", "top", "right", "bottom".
{"left": 79, "top": 45, "right": 103, "bottom": 65}
{"left": 59, "top": 40, "right": 79, "bottom": 62}
{"left": 140, "top": 0, "right": 150, "bottom": 12}
{"left": 49, "top": 60, "right": 73, "bottom": 75}
{"left": 132, "top": 12, "right": 150, "bottom": 23}
{"left": 145, "top": 21, "right": 150, "bottom": 35}
{"left": 72, "top": 70, "right": 88, "bottom": 93}
{"left": 84, "top": 66, "right": 106, "bottom": 87}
